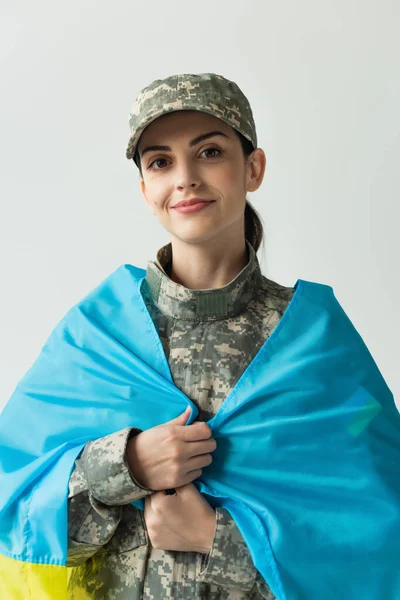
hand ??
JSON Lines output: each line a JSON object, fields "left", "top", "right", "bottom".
{"left": 144, "top": 482, "right": 216, "bottom": 554}
{"left": 126, "top": 406, "right": 217, "bottom": 491}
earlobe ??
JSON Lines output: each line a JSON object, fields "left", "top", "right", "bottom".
{"left": 247, "top": 149, "right": 266, "bottom": 193}
{"left": 140, "top": 180, "right": 153, "bottom": 213}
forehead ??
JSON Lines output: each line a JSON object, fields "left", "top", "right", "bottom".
{"left": 138, "top": 110, "right": 234, "bottom": 148}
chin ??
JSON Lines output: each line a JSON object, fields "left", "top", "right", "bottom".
{"left": 170, "top": 229, "right": 220, "bottom": 245}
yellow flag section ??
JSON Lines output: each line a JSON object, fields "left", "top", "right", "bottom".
{"left": 0, "top": 553, "right": 68, "bottom": 600}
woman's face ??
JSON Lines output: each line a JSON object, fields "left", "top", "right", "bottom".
{"left": 137, "top": 110, "right": 265, "bottom": 246}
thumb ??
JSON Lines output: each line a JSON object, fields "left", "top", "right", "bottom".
{"left": 171, "top": 405, "right": 192, "bottom": 426}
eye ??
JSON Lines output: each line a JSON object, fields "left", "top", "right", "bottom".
{"left": 147, "top": 157, "right": 169, "bottom": 171}
{"left": 147, "top": 147, "right": 222, "bottom": 171}
{"left": 200, "top": 147, "right": 222, "bottom": 159}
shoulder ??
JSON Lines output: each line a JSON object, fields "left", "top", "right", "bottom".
{"left": 257, "top": 276, "right": 338, "bottom": 317}
{"left": 87, "top": 263, "right": 146, "bottom": 298}
{"left": 63, "top": 263, "right": 147, "bottom": 319}
{"left": 261, "top": 275, "right": 335, "bottom": 301}
{"left": 259, "top": 274, "right": 296, "bottom": 302}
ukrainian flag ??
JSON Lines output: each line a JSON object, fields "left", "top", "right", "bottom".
{"left": 1, "top": 264, "right": 400, "bottom": 599}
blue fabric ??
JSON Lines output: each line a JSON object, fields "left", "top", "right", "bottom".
{"left": 0, "top": 263, "right": 399, "bottom": 599}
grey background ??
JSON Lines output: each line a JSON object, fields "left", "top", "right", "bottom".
{"left": 0, "top": 0, "right": 399, "bottom": 409}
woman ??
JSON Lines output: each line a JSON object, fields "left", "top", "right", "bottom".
{"left": 1, "top": 73, "right": 398, "bottom": 600}
{"left": 67, "top": 72, "right": 288, "bottom": 598}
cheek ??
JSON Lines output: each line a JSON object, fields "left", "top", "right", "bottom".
{"left": 147, "top": 188, "right": 168, "bottom": 210}
{"left": 216, "top": 161, "right": 245, "bottom": 189}
{"left": 153, "top": 181, "right": 173, "bottom": 208}
{"left": 220, "top": 171, "right": 245, "bottom": 201}
{"left": 143, "top": 176, "right": 167, "bottom": 203}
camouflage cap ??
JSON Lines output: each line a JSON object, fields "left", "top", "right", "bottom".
{"left": 125, "top": 72, "right": 257, "bottom": 161}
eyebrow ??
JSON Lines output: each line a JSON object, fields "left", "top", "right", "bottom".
{"left": 139, "top": 130, "right": 230, "bottom": 158}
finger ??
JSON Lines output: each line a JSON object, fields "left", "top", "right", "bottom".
{"left": 177, "top": 482, "right": 195, "bottom": 492}
{"left": 167, "top": 406, "right": 192, "bottom": 426}
{"left": 180, "top": 421, "right": 212, "bottom": 442}
{"left": 175, "top": 482, "right": 197, "bottom": 500}
{"left": 184, "top": 439, "right": 217, "bottom": 458}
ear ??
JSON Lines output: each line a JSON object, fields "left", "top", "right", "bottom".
{"left": 246, "top": 148, "right": 267, "bottom": 193}
{"left": 140, "top": 179, "right": 156, "bottom": 215}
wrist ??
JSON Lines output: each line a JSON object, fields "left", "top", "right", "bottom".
{"left": 126, "top": 433, "right": 148, "bottom": 488}
{"left": 196, "top": 510, "right": 216, "bottom": 554}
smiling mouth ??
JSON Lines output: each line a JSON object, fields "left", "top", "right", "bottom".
{"left": 171, "top": 201, "right": 216, "bottom": 213}
{"left": 172, "top": 199, "right": 215, "bottom": 208}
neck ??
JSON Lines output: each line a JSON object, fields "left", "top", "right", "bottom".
{"left": 168, "top": 234, "right": 249, "bottom": 290}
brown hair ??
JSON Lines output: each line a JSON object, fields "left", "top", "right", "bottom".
{"left": 132, "top": 128, "right": 265, "bottom": 253}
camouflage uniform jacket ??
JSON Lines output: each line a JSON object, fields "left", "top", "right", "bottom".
{"left": 67, "top": 239, "right": 295, "bottom": 599}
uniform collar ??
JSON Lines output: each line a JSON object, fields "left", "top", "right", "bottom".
{"left": 143, "top": 240, "right": 263, "bottom": 321}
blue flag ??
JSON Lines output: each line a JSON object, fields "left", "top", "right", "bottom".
{"left": 0, "top": 263, "right": 399, "bottom": 599}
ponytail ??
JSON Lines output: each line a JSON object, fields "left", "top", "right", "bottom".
{"left": 244, "top": 199, "right": 264, "bottom": 254}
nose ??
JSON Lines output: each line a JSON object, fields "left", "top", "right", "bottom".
{"left": 174, "top": 160, "right": 201, "bottom": 192}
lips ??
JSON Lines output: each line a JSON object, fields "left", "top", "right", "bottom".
{"left": 171, "top": 201, "right": 215, "bottom": 215}
{"left": 172, "top": 198, "right": 215, "bottom": 208}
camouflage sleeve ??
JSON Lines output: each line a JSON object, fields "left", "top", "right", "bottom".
{"left": 67, "top": 427, "right": 154, "bottom": 566}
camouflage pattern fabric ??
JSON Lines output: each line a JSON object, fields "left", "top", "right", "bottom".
{"left": 125, "top": 72, "right": 257, "bottom": 161}
{"left": 67, "top": 239, "right": 295, "bottom": 599}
